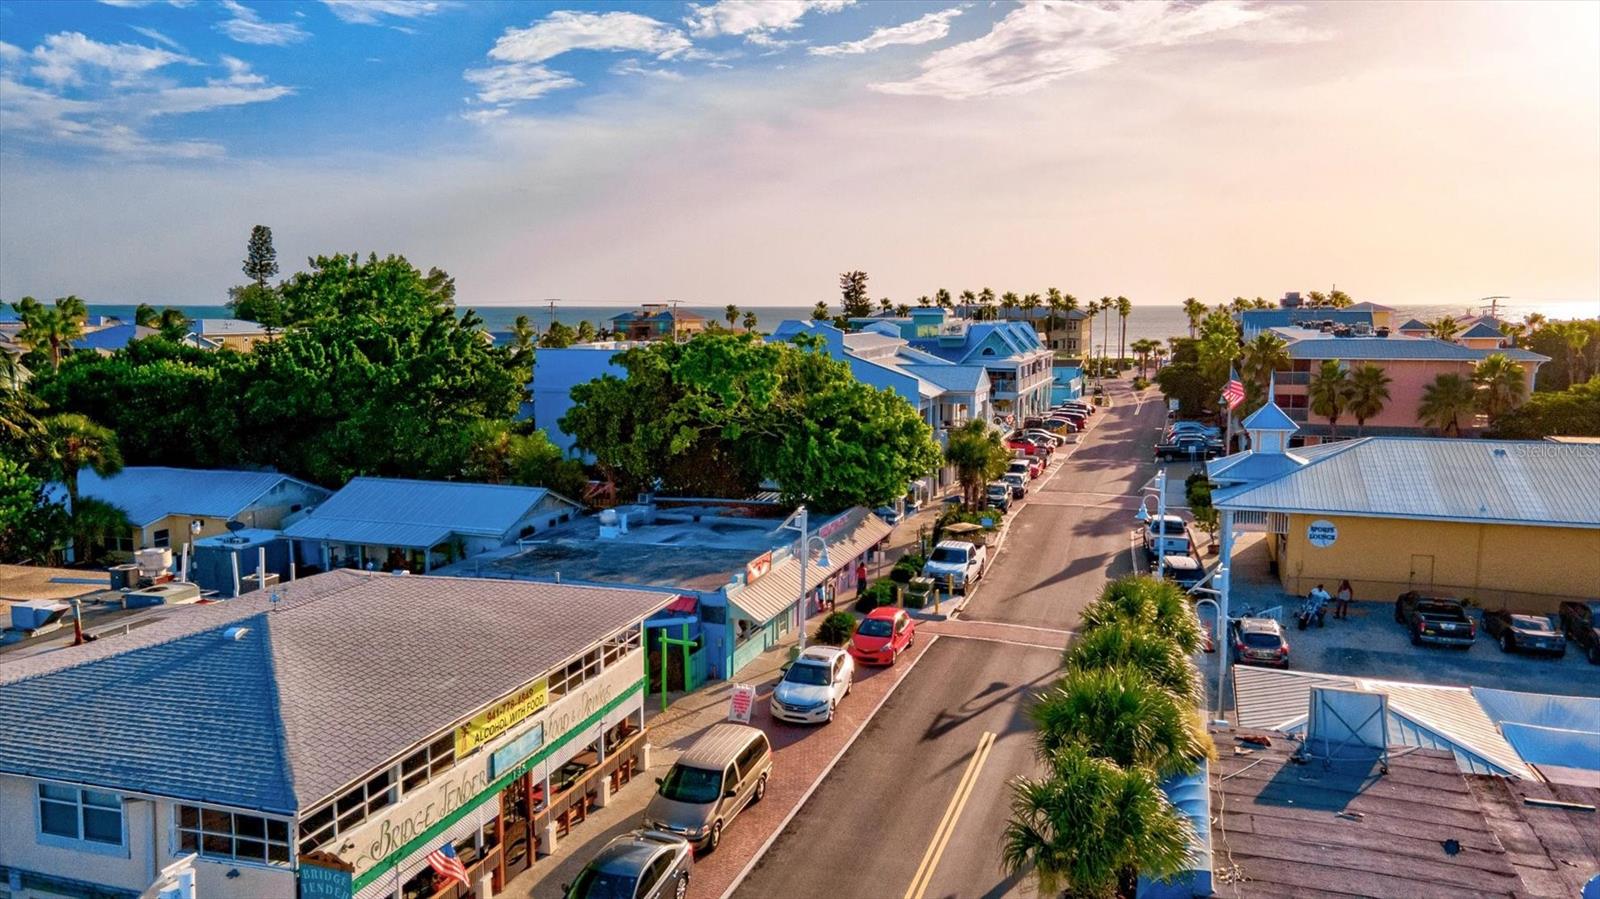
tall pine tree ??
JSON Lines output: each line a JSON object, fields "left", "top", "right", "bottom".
{"left": 839, "top": 270, "right": 871, "bottom": 319}
{"left": 243, "top": 225, "right": 279, "bottom": 289}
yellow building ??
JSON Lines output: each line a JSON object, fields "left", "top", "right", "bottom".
{"left": 190, "top": 318, "right": 275, "bottom": 351}
{"left": 1210, "top": 401, "right": 1600, "bottom": 613}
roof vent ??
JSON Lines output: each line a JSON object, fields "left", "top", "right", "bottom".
{"left": 1492, "top": 448, "right": 1508, "bottom": 457}
{"left": 223, "top": 626, "right": 250, "bottom": 641}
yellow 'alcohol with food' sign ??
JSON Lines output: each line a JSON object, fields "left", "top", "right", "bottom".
{"left": 454, "top": 678, "right": 549, "bottom": 756}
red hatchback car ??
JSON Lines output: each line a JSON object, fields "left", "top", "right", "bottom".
{"left": 850, "top": 608, "right": 915, "bottom": 666}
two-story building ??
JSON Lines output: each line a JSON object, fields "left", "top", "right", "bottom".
{"left": 1266, "top": 327, "right": 1548, "bottom": 440}
{"left": 608, "top": 305, "right": 706, "bottom": 342}
{"left": 0, "top": 570, "right": 669, "bottom": 899}
{"left": 186, "top": 319, "right": 275, "bottom": 352}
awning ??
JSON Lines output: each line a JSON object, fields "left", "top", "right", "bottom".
{"left": 728, "top": 508, "right": 891, "bottom": 624}
{"left": 664, "top": 595, "right": 698, "bottom": 615}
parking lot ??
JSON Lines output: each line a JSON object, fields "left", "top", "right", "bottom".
{"left": 1219, "top": 535, "right": 1600, "bottom": 699}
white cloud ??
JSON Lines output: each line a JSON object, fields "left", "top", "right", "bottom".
{"left": 129, "top": 26, "right": 185, "bottom": 51}
{"left": 464, "top": 62, "right": 580, "bottom": 104}
{"left": 685, "top": 0, "right": 852, "bottom": 42}
{"left": 874, "top": 0, "right": 1322, "bottom": 99}
{"left": 810, "top": 7, "right": 961, "bottom": 57}
{"left": 0, "top": 39, "right": 291, "bottom": 158}
{"left": 28, "top": 31, "right": 194, "bottom": 87}
{"left": 216, "top": 0, "right": 311, "bottom": 46}
{"left": 611, "top": 59, "right": 686, "bottom": 80}
{"left": 320, "top": 1, "right": 444, "bottom": 26}
{"left": 488, "top": 11, "right": 691, "bottom": 64}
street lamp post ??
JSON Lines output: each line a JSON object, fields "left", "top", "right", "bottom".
{"left": 1134, "top": 468, "right": 1169, "bottom": 579}
{"left": 786, "top": 506, "right": 831, "bottom": 654}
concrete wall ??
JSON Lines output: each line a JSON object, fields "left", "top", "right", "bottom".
{"left": 1278, "top": 512, "right": 1600, "bottom": 612}
{"left": 0, "top": 776, "right": 293, "bottom": 899}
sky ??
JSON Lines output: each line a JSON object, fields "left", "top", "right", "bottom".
{"left": 1, "top": 0, "right": 1597, "bottom": 309}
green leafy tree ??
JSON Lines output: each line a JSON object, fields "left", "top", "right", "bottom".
{"left": 1490, "top": 377, "right": 1600, "bottom": 438}
{"left": 1417, "top": 372, "right": 1477, "bottom": 436}
{"left": 1474, "top": 352, "right": 1526, "bottom": 424}
{"left": 811, "top": 301, "right": 831, "bottom": 321}
{"left": 839, "top": 271, "right": 872, "bottom": 319}
{"left": 1346, "top": 363, "right": 1392, "bottom": 435}
{"left": 35, "top": 413, "right": 123, "bottom": 561}
{"left": 13, "top": 295, "right": 88, "bottom": 370}
{"left": 1153, "top": 362, "right": 1212, "bottom": 418}
{"left": 1001, "top": 744, "right": 1192, "bottom": 899}
{"left": 538, "top": 322, "right": 576, "bottom": 348}
{"left": 226, "top": 282, "right": 285, "bottom": 328}
{"left": 460, "top": 421, "right": 587, "bottom": 499}
{"left": 1308, "top": 359, "right": 1351, "bottom": 437}
{"left": 243, "top": 225, "right": 279, "bottom": 289}
{"left": 945, "top": 419, "right": 1011, "bottom": 509}
{"left": 0, "top": 455, "right": 69, "bottom": 563}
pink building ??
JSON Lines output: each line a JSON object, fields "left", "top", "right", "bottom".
{"left": 1268, "top": 327, "right": 1547, "bottom": 441}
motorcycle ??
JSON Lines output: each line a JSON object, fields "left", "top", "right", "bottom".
{"left": 1296, "top": 593, "right": 1328, "bottom": 630}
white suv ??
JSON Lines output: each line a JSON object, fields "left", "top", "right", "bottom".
{"left": 922, "top": 540, "right": 987, "bottom": 590}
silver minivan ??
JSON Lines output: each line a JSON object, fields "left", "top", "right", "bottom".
{"left": 643, "top": 724, "right": 771, "bottom": 853}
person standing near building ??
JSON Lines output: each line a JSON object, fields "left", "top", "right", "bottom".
{"left": 856, "top": 560, "right": 868, "bottom": 598}
{"left": 1334, "top": 579, "right": 1354, "bottom": 620}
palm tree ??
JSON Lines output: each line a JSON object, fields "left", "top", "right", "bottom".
{"left": 1002, "top": 744, "right": 1192, "bottom": 899}
{"left": 1308, "top": 360, "right": 1352, "bottom": 438}
{"left": 1417, "top": 372, "right": 1476, "bottom": 436}
{"left": 1044, "top": 288, "right": 1064, "bottom": 333}
{"left": 575, "top": 320, "right": 597, "bottom": 343}
{"left": 1064, "top": 619, "right": 1202, "bottom": 707}
{"left": 1129, "top": 339, "right": 1158, "bottom": 378}
{"left": 1524, "top": 312, "right": 1547, "bottom": 335}
{"left": 1474, "top": 352, "right": 1526, "bottom": 424}
{"left": 978, "top": 287, "right": 996, "bottom": 320}
{"left": 1022, "top": 292, "right": 1042, "bottom": 326}
{"left": 156, "top": 308, "right": 188, "bottom": 342}
{"left": 1080, "top": 576, "right": 1204, "bottom": 656}
{"left": 1084, "top": 300, "right": 1101, "bottom": 371}
{"left": 1554, "top": 321, "right": 1591, "bottom": 386}
{"left": 1346, "top": 363, "right": 1392, "bottom": 436}
{"left": 1497, "top": 320, "right": 1526, "bottom": 348}
{"left": 1182, "top": 298, "right": 1206, "bottom": 339}
{"left": 742, "top": 310, "right": 759, "bottom": 331}
{"left": 958, "top": 289, "right": 976, "bottom": 316}
{"left": 511, "top": 314, "right": 535, "bottom": 351}
{"left": 1427, "top": 316, "right": 1462, "bottom": 342}
{"left": 915, "top": 295, "right": 931, "bottom": 307}
{"left": 1031, "top": 665, "right": 1206, "bottom": 773}
{"left": 944, "top": 419, "right": 1010, "bottom": 509}
{"left": 894, "top": 304, "right": 911, "bottom": 317}
{"left": 935, "top": 288, "right": 952, "bottom": 309}
{"left": 724, "top": 304, "right": 739, "bottom": 327}
{"left": 1239, "top": 333, "right": 1290, "bottom": 410}
{"left": 1228, "top": 296, "right": 1250, "bottom": 314}
{"left": 1098, "top": 296, "right": 1115, "bottom": 377}
{"left": 13, "top": 295, "right": 88, "bottom": 370}
{"left": 134, "top": 303, "right": 159, "bottom": 328}
{"left": 35, "top": 413, "right": 123, "bottom": 562}
{"left": 877, "top": 296, "right": 894, "bottom": 316}
{"left": 1115, "top": 296, "right": 1132, "bottom": 369}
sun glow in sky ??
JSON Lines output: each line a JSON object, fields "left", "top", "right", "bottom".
{"left": 1, "top": 0, "right": 1596, "bottom": 308}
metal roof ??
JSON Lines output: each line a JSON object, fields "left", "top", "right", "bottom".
{"left": 284, "top": 477, "right": 578, "bottom": 547}
{"left": 1280, "top": 333, "right": 1546, "bottom": 362}
{"left": 900, "top": 363, "right": 988, "bottom": 394}
{"left": 195, "top": 318, "right": 267, "bottom": 336}
{"left": 728, "top": 508, "right": 891, "bottom": 623}
{"left": 0, "top": 570, "right": 670, "bottom": 812}
{"left": 1460, "top": 321, "right": 1504, "bottom": 339}
{"left": 72, "top": 466, "right": 328, "bottom": 528}
{"left": 1239, "top": 400, "right": 1297, "bottom": 432}
{"left": 1213, "top": 437, "right": 1600, "bottom": 528}
{"left": 1232, "top": 666, "right": 1535, "bottom": 778}
{"left": 71, "top": 323, "right": 158, "bottom": 351}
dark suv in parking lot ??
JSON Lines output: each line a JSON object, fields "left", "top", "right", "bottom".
{"left": 1559, "top": 600, "right": 1600, "bottom": 665}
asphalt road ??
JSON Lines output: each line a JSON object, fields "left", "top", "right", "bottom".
{"left": 731, "top": 383, "right": 1174, "bottom": 899}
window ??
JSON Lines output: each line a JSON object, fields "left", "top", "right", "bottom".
{"left": 37, "top": 784, "right": 124, "bottom": 848}
{"left": 177, "top": 805, "right": 291, "bottom": 866}
{"left": 301, "top": 735, "right": 453, "bottom": 854}
{"left": 152, "top": 529, "right": 171, "bottom": 548}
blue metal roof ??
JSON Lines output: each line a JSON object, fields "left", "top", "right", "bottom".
{"left": 284, "top": 477, "right": 575, "bottom": 546}
{"left": 73, "top": 467, "right": 326, "bottom": 527}
{"left": 1284, "top": 335, "right": 1546, "bottom": 362}
{"left": 1240, "top": 400, "right": 1297, "bottom": 432}
{"left": 1460, "top": 321, "right": 1504, "bottom": 339}
{"left": 71, "top": 324, "right": 157, "bottom": 352}
{"left": 900, "top": 363, "right": 987, "bottom": 393}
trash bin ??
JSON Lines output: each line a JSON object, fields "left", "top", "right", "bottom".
{"left": 108, "top": 564, "right": 139, "bottom": 591}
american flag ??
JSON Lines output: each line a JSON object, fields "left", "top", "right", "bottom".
{"left": 426, "top": 842, "right": 471, "bottom": 890}
{"left": 1221, "top": 377, "right": 1245, "bottom": 410}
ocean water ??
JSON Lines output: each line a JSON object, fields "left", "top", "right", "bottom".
{"left": 80, "top": 298, "right": 1599, "bottom": 349}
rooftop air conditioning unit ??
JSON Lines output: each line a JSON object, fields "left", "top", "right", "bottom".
{"left": 122, "top": 581, "right": 202, "bottom": 609}
{"left": 134, "top": 547, "right": 173, "bottom": 579}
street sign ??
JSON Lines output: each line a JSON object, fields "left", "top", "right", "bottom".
{"left": 728, "top": 683, "right": 756, "bottom": 723}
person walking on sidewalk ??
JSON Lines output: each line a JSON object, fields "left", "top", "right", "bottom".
{"left": 1334, "top": 579, "right": 1354, "bottom": 620}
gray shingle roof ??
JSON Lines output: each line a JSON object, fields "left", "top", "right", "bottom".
{"left": 71, "top": 467, "right": 327, "bottom": 527}
{"left": 1213, "top": 437, "right": 1600, "bottom": 527}
{"left": 0, "top": 571, "right": 671, "bottom": 812}
{"left": 284, "top": 477, "right": 575, "bottom": 546}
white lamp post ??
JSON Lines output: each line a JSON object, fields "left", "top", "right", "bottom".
{"left": 783, "top": 506, "right": 832, "bottom": 654}
{"left": 1133, "top": 468, "right": 1169, "bottom": 579}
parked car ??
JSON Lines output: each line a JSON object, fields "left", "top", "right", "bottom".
{"left": 985, "top": 481, "right": 1012, "bottom": 511}
{"left": 564, "top": 830, "right": 692, "bottom": 899}
{"left": 1055, "top": 401, "right": 1093, "bottom": 416}
{"left": 922, "top": 539, "right": 986, "bottom": 590}
{"left": 850, "top": 607, "right": 915, "bottom": 665}
{"left": 1168, "top": 420, "right": 1220, "bottom": 438}
{"left": 643, "top": 724, "right": 771, "bottom": 852}
{"left": 1042, "top": 418, "right": 1079, "bottom": 434}
{"left": 1023, "top": 428, "right": 1065, "bottom": 447}
{"left": 770, "top": 646, "right": 854, "bottom": 723}
{"left": 1394, "top": 592, "right": 1477, "bottom": 648}
{"left": 1142, "top": 514, "right": 1192, "bottom": 559}
{"left": 1155, "top": 434, "right": 1220, "bottom": 461}
{"left": 1023, "top": 455, "right": 1043, "bottom": 478}
{"left": 1558, "top": 600, "right": 1600, "bottom": 664}
{"left": 1229, "top": 617, "right": 1289, "bottom": 668}
{"left": 873, "top": 506, "right": 902, "bottom": 526}
{"left": 1482, "top": 610, "right": 1567, "bottom": 656}
{"left": 1007, "top": 459, "right": 1033, "bottom": 482}
{"left": 1160, "top": 554, "right": 1206, "bottom": 591}
{"left": 1002, "top": 471, "right": 1028, "bottom": 499}
{"left": 1006, "top": 437, "right": 1043, "bottom": 456}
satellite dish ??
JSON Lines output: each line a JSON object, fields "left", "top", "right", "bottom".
{"left": 225, "top": 520, "right": 247, "bottom": 533}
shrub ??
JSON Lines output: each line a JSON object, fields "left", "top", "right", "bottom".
{"left": 889, "top": 556, "right": 923, "bottom": 583}
{"left": 857, "top": 579, "right": 897, "bottom": 612}
{"left": 1133, "top": 376, "right": 1150, "bottom": 390}
{"left": 815, "top": 611, "right": 858, "bottom": 646}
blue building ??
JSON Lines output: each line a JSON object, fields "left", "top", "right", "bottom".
{"left": 529, "top": 344, "right": 631, "bottom": 457}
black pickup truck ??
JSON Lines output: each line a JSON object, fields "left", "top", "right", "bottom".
{"left": 1559, "top": 601, "right": 1600, "bottom": 665}
{"left": 1395, "top": 592, "right": 1477, "bottom": 648}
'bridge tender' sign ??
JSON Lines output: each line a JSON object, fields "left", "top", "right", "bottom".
{"left": 1307, "top": 520, "right": 1338, "bottom": 548}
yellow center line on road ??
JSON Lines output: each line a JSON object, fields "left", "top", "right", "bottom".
{"left": 903, "top": 730, "right": 997, "bottom": 899}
